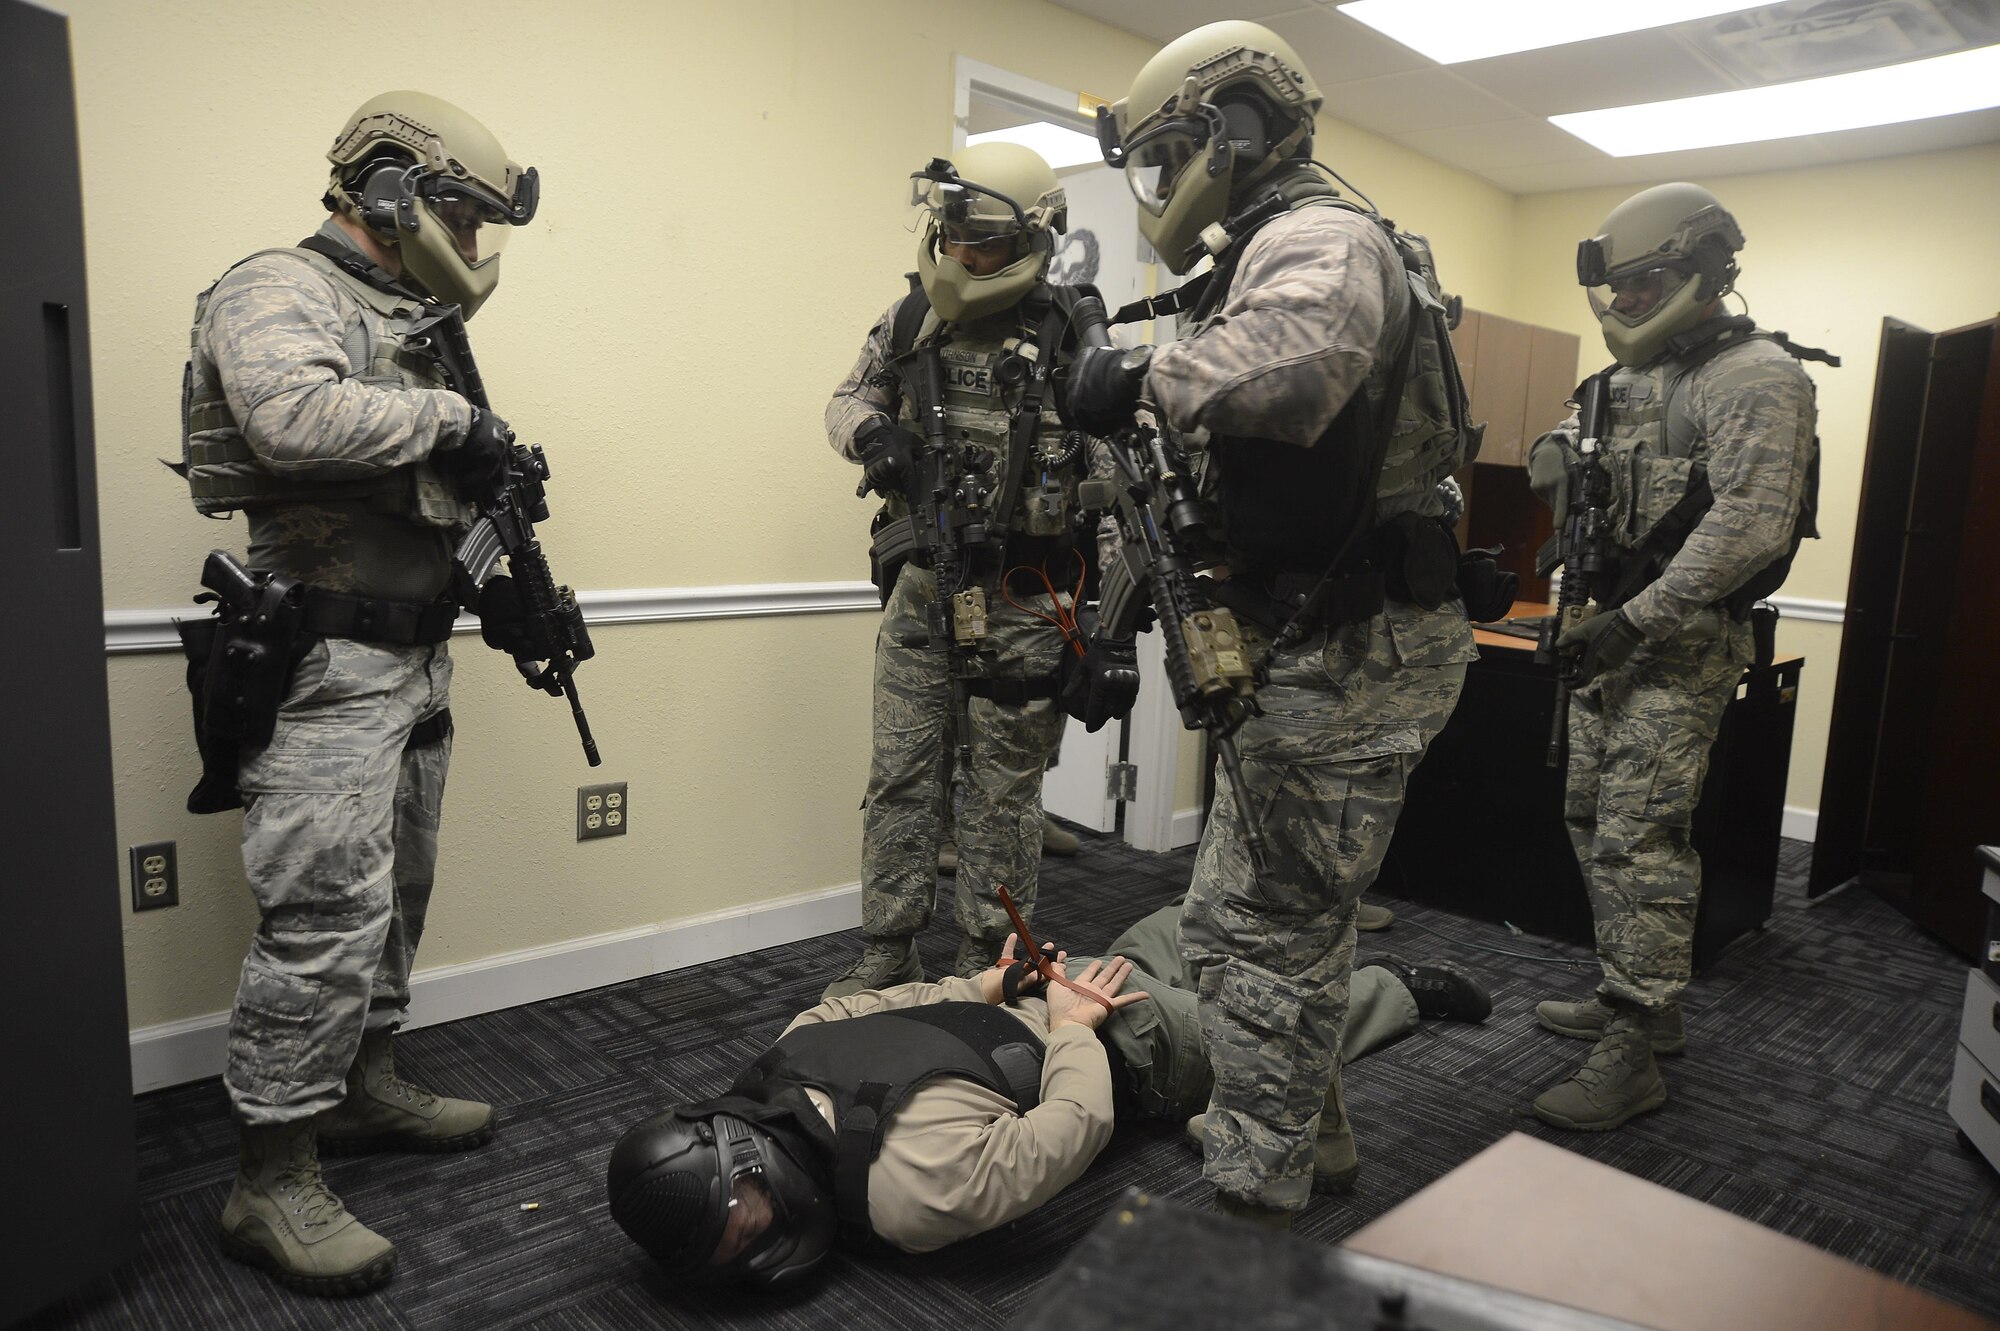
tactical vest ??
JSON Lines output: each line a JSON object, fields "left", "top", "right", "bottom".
{"left": 730, "top": 1001, "right": 1046, "bottom": 1249}
{"left": 880, "top": 284, "right": 1093, "bottom": 574}
{"left": 182, "top": 245, "right": 471, "bottom": 528}
{"left": 1598, "top": 319, "right": 1821, "bottom": 615}
{"left": 1196, "top": 192, "right": 1474, "bottom": 584}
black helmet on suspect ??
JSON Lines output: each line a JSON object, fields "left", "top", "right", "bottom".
{"left": 606, "top": 1109, "right": 835, "bottom": 1289}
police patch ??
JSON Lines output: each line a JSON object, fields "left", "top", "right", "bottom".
{"left": 943, "top": 361, "right": 996, "bottom": 396}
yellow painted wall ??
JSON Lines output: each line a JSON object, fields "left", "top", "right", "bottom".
{"left": 1506, "top": 143, "right": 2000, "bottom": 810}
{"left": 65, "top": 0, "right": 1524, "bottom": 1033}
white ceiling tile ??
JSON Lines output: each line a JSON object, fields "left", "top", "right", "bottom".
{"left": 1453, "top": 31, "right": 1742, "bottom": 116}
{"left": 1319, "top": 67, "right": 1525, "bottom": 134}
{"left": 1045, "top": 0, "right": 1317, "bottom": 46}
{"left": 1269, "top": 8, "right": 1435, "bottom": 82}
{"left": 1398, "top": 117, "right": 1608, "bottom": 172}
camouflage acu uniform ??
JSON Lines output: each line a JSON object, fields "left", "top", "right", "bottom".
{"left": 1152, "top": 183, "right": 1476, "bottom": 1212}
{"left": 188, "top": 220, "right": 473, "bottom": 1125}
{"left": 1557, "top": 330, "right": 1817, "bottom": 1010}
{"left": 828, "top": 296, "right": 1098, "bottom": 947}
{"left": 1080, "top": 901, "right": 1420, "bottom": 1123}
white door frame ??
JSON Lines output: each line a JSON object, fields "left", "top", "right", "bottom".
{"left": 950, "top": 55, "right": 1186, "bottom": 854}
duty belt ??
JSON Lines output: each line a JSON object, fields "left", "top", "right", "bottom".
{"left": 300, "top": 588, "right": 460, "bottom": 645}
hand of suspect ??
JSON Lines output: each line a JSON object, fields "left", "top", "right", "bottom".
{"left": 1556, "top": 608, "right": 1645, "bottom": 685}
{"left": 435, "top": 407, "right": 514, "bottom": 501}
{"left": 856, "top": 419, "right": 923, "bottom": 499}
{"left": 1060, "top": 636, "right": 1141, "bottom": 733}
{"left": 979, "top": 933, "right": 1062, "bottom": 1005}
{"left": 1063, "top": 344, "right": 1149, "bottom": 436}
{"left": 1046, "top": 956, "right": 1149, "bottom": 1032}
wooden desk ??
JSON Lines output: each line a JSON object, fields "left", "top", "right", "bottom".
{"left": 1346, "top": 1133, "right": 1997, "bottom": 1331}
{"left": 1380, "top": 602, "right": 1803, "bottom": 968}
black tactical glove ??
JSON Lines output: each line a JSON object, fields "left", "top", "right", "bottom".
{"left": 1059, "top": 635, "right": 1141, "bottom": 733}
{"left": 1556, "top": 608, "right": 1645, "bottom": 685}
{"left": 435, "top": 407, "right": 514, "bottom": 501}
{"left": 1064, "top": 344, "right": 1150, "bottom": 436}
{"left": 856, "top": 418, "right": 923, "bottom": 499}
{"left": 476, "top": 574, "right": 539, "bottom": 659}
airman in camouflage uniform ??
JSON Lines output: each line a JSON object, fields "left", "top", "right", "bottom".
{"left": 1527, "top": 183, "right": 1822, "bottom": 1131}
{"left": 1073, "top": 22, "right": 1479, "bottom": 1224}
{"left": 823, "top": 144, "right": 1137, "bottom": 998}
{"left": 185, "top": 91, "right": 538, "bottom": 1295}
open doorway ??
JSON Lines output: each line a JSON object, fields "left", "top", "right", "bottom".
{"left": 953, "top": 57, "right": 1193, "bottom": 851}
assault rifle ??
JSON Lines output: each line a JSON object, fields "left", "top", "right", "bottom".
{"left": 858, "top": 337, "right": 999, "bottom": 767}
{"left": 1069, "top": 295, "right": 1270, "bottom": 875}
{"left": 1533, "top": 371, "right": 1614, "bottom": 769}
{"left": 419, "top": 305, "right": 601, "bottom": 767}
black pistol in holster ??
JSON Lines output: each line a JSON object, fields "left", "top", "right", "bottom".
{"left": 176, "top": 549, "right": 312, "bottom": 813}
{"left": 416, "top": 302, "right": 602, "bottom": 767}
{"left": 1068, "top": 294, "right": 1270, "bottom": 879}
{"left": 1534, "top": 371, "right": 1616, "bottom": 769}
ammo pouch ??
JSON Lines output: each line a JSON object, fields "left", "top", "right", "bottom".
{"left": 1455, "top": 544, "right": 1520, "bottom": 623}
{"left": 868, "top": 508, "right": 920, "bottom": 608}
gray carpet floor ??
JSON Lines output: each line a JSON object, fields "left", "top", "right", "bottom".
{"left": 24, "top": 834, "right": 2000, "bottom": 1329}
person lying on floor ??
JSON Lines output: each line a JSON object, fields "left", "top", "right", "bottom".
{"left": 604, "top": 901, "right": 1489, "bottom": 1286}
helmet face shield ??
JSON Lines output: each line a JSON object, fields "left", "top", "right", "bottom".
{"left": 908, "top": 150, "right": 1063, "bottom": 322}
{"left": 422, "top": 181, "right": 516, "bottom": 267}
{"left": 1586, "top": 263, "right": 1695, "bottom": 329}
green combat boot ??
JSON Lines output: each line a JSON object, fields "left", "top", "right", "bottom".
{"left": 1216, "top": 1192, "right": 1294, "bottom": 1232}
{"left": 218, "top": 1119, "right": 396, "bottom": 1296}
{"left": 954, "top": 933, "right": 1010, "bottom": 979}
{"left": 821, "top": 935, "right": 922, "bottom": 1000}
{"left": 317, "top": 1029, "right": 496, "bottom": 1155}
{"left": 1186, "top": 1067, "right": 1357, "bottom": 1195}
{"left": 1041, "top": 820, "right": 1079, "bottom": 856}
{"left": 1535, "top": 995, "right": 1685, "bottom": 1054}
{"left": 1531, "top": 1009, "right": 1667, "bottom": 1132}
{"left": 1355, "top": 900, "right": 1395, "bottom": 932}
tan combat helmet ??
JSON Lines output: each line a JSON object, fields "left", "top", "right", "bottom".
{"left": 1096, "top": 20, "right": 1322, "bottom": 273}
{"left": 325, "top": 91, "right": 538, "bottom": 318}
{"left": 912, "top": 142, "right": 1066, "bottom": 323}
{"left": 1578, "top": 182, "right": 1744, "bottom": 367}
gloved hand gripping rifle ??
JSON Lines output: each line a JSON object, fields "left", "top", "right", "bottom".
{"left": 418, "top": 305, "right": 601, "bottom": 766}
{"left": 1068, "top": 295, "right": 1270, "bottom": 876}
{"left": 1533, "top": 370, "right": 1614, "bottom": 769}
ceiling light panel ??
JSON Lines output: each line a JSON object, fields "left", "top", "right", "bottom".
{"left": 1335, "top": 0, "right": 1770, "bottom": 65}
{"left": 1550, "top": 42, "right": 2000, "bottom": 155}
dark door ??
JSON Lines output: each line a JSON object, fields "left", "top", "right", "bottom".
{"left": 0, "top": 1, "right": 138, "bottom": 1321}
{"left": 1809, "top": 318, "right": 1930, "bottom": 897}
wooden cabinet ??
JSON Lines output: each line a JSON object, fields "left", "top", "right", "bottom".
{"left": 1449, "top": 311, "right": 1582, "bottom": 602}
{"left": 1810, "top": 315, "right": 2000, "bottom": 958}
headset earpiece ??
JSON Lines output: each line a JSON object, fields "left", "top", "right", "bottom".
{"left": 1218, "top": 99, "right": 1270, "bottom": 167}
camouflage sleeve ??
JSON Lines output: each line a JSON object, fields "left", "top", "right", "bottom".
{"left": 1620, "top": 346, "right": 1816, "bottom": 638}
{"left": 1145, "top": 207, "right": 1398, "bottom": 447}
{"left": 199, "top": 254, "right": 472, "bottom": 476}
{"left": 825, "top": 297, "right": 906, "bottom": 463}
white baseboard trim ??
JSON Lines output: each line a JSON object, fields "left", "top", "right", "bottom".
{"left": 1782, "top": 805, "right": 1818, "bottom": 843}
{"left": 1768, "top": 595, "right": 1845, "bottom": 625}
{"left": 1169, "top": 805, "right": 1204, "bottom": 850}
{"left": 105, "top": 580, "right": 880, "bottom": 656}
{"left": 128, "top": 881, "right": 862, "bottom": 1094}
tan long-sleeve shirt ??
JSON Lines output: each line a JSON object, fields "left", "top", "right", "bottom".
{"left": 780, "top": 977, "right": 1114, "bottom": 1254}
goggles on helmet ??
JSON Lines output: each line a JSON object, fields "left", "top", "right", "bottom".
{"left": 910, "top": 158, "right": 1027, "bottom": 241}
{"left": 382, "top": 162, "right": 540, "bottom": 267}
